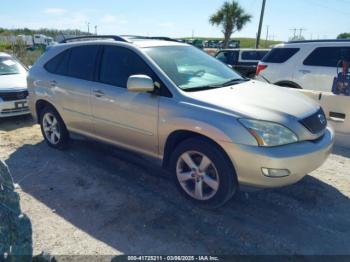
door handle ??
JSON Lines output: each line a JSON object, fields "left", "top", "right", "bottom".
{"left": 49, "top": 80, "right": 57, "bottom": 87}
{"left": 93, "top": 89, "right": 105, "bottom": 97}
{"left": 299, "top": 70, "right": 311, "bottom": 74}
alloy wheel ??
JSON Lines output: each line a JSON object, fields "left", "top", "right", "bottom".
{"left": 176, "top": 151, "right": 220, "bottom": 201}
{"left": 42, "top": 113, "right": 61, "bottom": 145}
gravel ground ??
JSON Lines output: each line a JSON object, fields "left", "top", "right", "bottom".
{"left": 1, "top": 115, "right": 350, "bottom": 256}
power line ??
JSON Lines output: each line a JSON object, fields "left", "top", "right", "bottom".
{"left": 289, "top": 28, "right": 306, "bottom": 39}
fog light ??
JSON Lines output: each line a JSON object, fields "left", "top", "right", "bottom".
{"left": 262, "top": 168, "right": 290, "bottom": 178}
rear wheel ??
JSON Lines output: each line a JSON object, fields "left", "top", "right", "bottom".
{"left": 39, "top": 106, "right": 69, "bottom": 149}
{"left": 170, "top": 137, "right": 238, "bottom": 209}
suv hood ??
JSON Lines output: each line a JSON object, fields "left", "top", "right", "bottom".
{"left": 0, "top": 73, "right": 27, "bottom": 91}
{"left": 186, "top": 80, "right": 319, "bottom": 121}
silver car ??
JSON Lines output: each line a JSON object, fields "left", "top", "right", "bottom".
{"left": 0, "top": 52, "right": 29, "bottom": 117}
{"left": 27, "top": 36, "right": 334, "bottom": 208}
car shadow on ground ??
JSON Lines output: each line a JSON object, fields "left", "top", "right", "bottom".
{"left": 0, "top": 115, "right": 35, "bottom": 132}
{"left": 5, "top": 139, "right": 350, "bottom": 255}
{"left": 333, "top": 145, "right": 350, "bottom": 158}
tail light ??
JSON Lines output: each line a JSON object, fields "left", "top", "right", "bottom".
{"left": 256, "top": 64, "right": 268, "bottom": 75}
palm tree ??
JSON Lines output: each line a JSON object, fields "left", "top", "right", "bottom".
{"left": 210, "top": 1, "right": 252, "bottom": 48}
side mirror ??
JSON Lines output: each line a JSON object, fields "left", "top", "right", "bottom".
{"left": 127, "top": 75, "right": 154, "bottom": 93}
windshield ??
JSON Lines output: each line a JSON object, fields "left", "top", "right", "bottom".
{"left": 144, "top": 46, "right": 243, "bottom": 91}
{"left": 0, "top": 57, "right": 26, "bottom": 76}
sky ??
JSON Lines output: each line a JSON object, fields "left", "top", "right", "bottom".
{"left": 1, "top": 0, "right": 350, "bottom": 41}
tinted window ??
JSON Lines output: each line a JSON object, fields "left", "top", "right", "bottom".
{"left": 45, "top": 50, "right": 70, "bottom": 75}
{"left": 99, "top": 46, "right": 154, "bottom": 88}
{"left": 45, "top": 45, "right": 99, "bottom": 80}
{"left": 68, "top": 46, "right": 99, "bottom": 80}
{"left": 241, "top": 51, "right": 269, "bottom": 61}
{"left": 262, "top": 48, "right": 299, "bottom": 63}
{"left": 303, "top": 47, "right": 350, "bottom": 67}
{"left": 215, "top": 51, "right": 238, "bottom": 65}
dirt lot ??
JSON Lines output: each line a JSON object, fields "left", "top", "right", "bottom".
{"left": 1, "top": 115, "right": 350, "bottom": 256}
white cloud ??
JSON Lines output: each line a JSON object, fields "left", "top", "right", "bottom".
{"left": 100, "top": 14, "right": 128, "bottom": 25}
{"left": 44, "top": 8, "right": 67, "bottom": 15}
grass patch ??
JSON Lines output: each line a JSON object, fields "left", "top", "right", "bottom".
{"left": 179, "top": 37, "right": 282, "bottom": 49}
{"left": 0, "top": 41, "right": 44, "bottom": 66}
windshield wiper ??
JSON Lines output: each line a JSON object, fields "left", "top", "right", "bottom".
{"left": 0, "top": 73, "right": 19, "bottom": 76}
{"left": 221, "top": 78, "right": 250, "bottom": 87}
{"left": 184, "top": 78, "right": 250, "bottom": 92}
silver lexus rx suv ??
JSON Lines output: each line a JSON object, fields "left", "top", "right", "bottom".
{"left": 27, "top": 36, "right": 334, "bottom": 208}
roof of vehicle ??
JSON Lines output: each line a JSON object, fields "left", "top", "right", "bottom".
{"left": 275, "top": 39, "right": 350, "bottom": 48}
{"left": 0, "top": 52, "right": 11, "bottom": 57}
{"left": 219, "top": 48, "right": 270, "bottom": 52}
{"left": 288, "top": 39, "right": 350, "bottom": 44}
{"left": 57, "top": 35, "right": 187, "bottom": 49}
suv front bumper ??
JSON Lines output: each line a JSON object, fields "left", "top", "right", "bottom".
{"left": 0, "top": 100, "right": 30, "bottom": 118}
{"left": 221, "top": 127, "right": 334, "bottom": 189}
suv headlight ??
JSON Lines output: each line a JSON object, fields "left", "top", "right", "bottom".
{"left": 239, "top": 119, "right": 298, "bottom": 147}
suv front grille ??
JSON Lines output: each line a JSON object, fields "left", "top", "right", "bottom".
{"left": 0, "top": 90, "right": 28, "bottom": 101}
{"left": 300, "top": 108, "right": 327, "bottom": 134}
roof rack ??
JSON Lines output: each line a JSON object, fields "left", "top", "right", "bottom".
{"left": 60, "top": 35, "right": 128, "bottom": 44}
{"left": 121, "top": 35, "right": 180, "bottom": 42}
{"left": 287, "top": 39, "right": 350, "bottom": 44}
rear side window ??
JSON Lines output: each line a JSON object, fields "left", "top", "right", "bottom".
{"left": 241, "top": 51, "right": 268, "bottom": 61}
{"left": 99, "top": 46, "right": 154, "bottom": 88}
{"left": 44, "top": 45, "right": 99, "bottom": 81}
{"left": 262, "top": 48, "right": 299, "bottom": 63}
{"left": 303, "top": 47, "right": 350, "bottom": 67}
{"left": 44, "top": 51, "right": 68, "bottom": 74}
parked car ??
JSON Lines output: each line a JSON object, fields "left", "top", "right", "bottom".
{"left": 215, "top": 48, "right": 270, "bottom": 78}
{"left": 27, "top": 35, "right": 334, "bottom": 208}
{"left": 256, "top": 40, "right": 350, "bottom": 91}
{"left": 0, "top": 52, "right": 29, "bottom": 117}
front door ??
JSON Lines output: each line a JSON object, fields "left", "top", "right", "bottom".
{"left": 91, "top": 46, "right": 159, "bottom": 156}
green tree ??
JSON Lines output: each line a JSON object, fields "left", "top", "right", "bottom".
{"left": 337, "top": 33, "right": 350, "bottom": 39}
{"left": 209, "top": 1, "right": 252, "bottom": 48}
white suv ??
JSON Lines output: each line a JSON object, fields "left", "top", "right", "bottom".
{"left": 256, "top": 40, "right": 350, "bottom": 92}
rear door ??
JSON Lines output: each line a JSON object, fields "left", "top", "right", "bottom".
{"left": 258, "top": 47, "right": 300, "bottom": 83}
{"left": 91, "top": 45, "right": 160, "bottom": 156}
{"left": 44, "top": 45, "right": 100, "bottom": 134}
{"left": 294, "top": 46, "right": 350, "bottom": 92}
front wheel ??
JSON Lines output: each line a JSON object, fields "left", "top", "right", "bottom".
{"left": 39, "top": 106, "right": 69, "bottom": 149}
{"left": 170, "top": 137, "right": 238, "bottom": 209}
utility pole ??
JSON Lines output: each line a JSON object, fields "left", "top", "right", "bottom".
{"left": 265, "top": 25, "right": 269, "bottom": 48}
{"left": 290, "top": 28, "right": 306, "bottom": 40}
{"left": 256, "top": 0, "right": 266, "bottom": 49}
{"left": 86, "top": 22, "right": 90, "bottom": 34}
{"left": 289, "top": 28, "right": 297, "bottom": 39}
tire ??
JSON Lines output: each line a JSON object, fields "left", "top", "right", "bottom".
{"left": 247, "top": 73, "right": 256, "bottom": 79}
{"left": 39, "top": 106, "right": 69, "bottom": 149}
{"left": 277, "top": 83, "right": 300, "bottom": 89}
{"left": 170, "top": 137, "right": 238, "bottom": 209}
